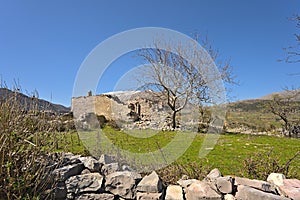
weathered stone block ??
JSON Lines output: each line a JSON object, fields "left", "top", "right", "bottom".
{"left": 137, "top": 171, "right": 164, "bottom": 193}
{"left": 52, "top": 163, "right": 84, "bottom": 181}
{"left": 283, "top": 178, "right": 300, "bottom": 188}
{"left": 75, "top": 193, "right": 115, "bottom": 200}
{"left": 267, "top": 173, "right": 286, "bottom": 186}
{"left": 278, "top": 185, "right": 300, "bottom": 200}
{"left": 216, "top": 176, "right": 233, "bottom": 194}
{"left": 177, "top": 179, "right": 198, "bottom": 188}
{"left": 99, "top": 154, "right": 116, "bottom": 164}
{"left": 101, "top": 162, "right": 119, "bottom": 176}
{"left": 206, "top": 168, "right": 222, "bottom": 181}
{"left": 136, "top": 192, "right": 164, "bottom": 200}
{"left": 235, "top": 185, "right": 290, "bottom": 200}
{"left": 66, "top": 173, "right": 104, "bottom": 196}
{"left": 186, "top": 180, "right": 222, "bottom": 200}
{"left": 78, "top": 156, "right": 102, "bottom": 172}
{"left": 105, "top": 171, "right": 142, "bottom": 199}
{"left": 165, "top": 185, "right": 184, "bottom": 200}
{"left": 224, "top": 194, "right": 236, "bottom": 200}
{"left": 234, "top": 177, "right": 274, "bottom": 192}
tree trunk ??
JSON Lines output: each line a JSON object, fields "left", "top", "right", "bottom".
{"left": 172, "top": 111, "right": 177, "bottom": 130}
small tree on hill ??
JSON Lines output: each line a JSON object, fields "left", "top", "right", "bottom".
{"left": 266, "top": 90, "right": 300, "bottom": 137}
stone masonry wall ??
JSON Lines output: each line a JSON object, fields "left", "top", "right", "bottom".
{"left": 48, "top": 152, "right": 300, "bottom": 200}
{"left": 72, "top": 91, "right": 175, "bottom": 130}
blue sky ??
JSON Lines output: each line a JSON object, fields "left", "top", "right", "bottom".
{"left": 0, "top": 0, "right": 299, "bottom": 106}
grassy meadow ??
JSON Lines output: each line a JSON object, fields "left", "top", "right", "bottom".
{"left": 59, "top": 126, "right": 300, "bottom": 182}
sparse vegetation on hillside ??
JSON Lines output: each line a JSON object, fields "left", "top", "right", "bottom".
{"left": 226, "top": 97, "right": 300, "bottom": 136}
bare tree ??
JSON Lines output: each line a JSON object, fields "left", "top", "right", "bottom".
{"left": 137, "top": 36, "right": 234, "bottom": 130}
{"left": 266, "top": 90, "right": 300, "bottom": 137}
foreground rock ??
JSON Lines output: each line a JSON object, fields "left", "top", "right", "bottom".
{"left": 52, "top": 163, "right": 84, "bottom": 181}
{"left": 136, "top": 192, "right": 164, "bottom": 200}
{"left": 185, "top": 180, "right": 222, "bottom": 200}
{"left": 137, "top": 171, "right": 164, "bottom": 193}
{"left": 46, "top": 153, "right": 300, "bottom": 200}
{"left": 66, "top": 173, "right": 104, "bottom": 199}
{"left": 267, "top": 173, "right": 286, "bottom": 186}
{"left": 234, "top": 177, "right": 275, "bottom": 193}
{"left": 75, "top": 193, "right": 114, "bottom": 200}
{"left": 78, "top": 156, "right": 102, "bottom": 172}
{"left": 165, "top": 185, "right": 184, "bottom": 200}
{"left": 216, "top": 176, "right": 233, "bottom": 194}
{"left": 235, "top": 185, "right": 290, "bottom": 200}
{"left": 105, "top": 171, "right": 142, "bottom": 199}
{"left": 278, "top": 185, "right": 300, "bottom": 200}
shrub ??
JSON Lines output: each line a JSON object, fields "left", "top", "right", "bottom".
{"left": 156, "top": 161, "right": 211, "bottom": 185}
{"left": 242, "top": 148, "right": 300, "bottom": 180}
{"left": 0, "top": 89, "right": 63, "bottom": 199}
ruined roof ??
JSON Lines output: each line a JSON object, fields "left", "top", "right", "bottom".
{"left": 102, "top": 90, "right": 163, "bottom": 102}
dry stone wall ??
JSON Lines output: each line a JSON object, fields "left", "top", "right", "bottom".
{"left": 47, "top": 153, "right": 300, "bottom": 200}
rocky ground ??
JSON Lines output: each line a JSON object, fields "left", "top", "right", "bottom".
{"left": 46, "top": 153, "right": 300, "bottom": 200}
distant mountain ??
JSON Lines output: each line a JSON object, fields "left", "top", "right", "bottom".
{"left": 227, "top": 99, "right": 268, "bottom": 113}
{"left": 259, "top": 89, "right": 300, "bottom": 101}
{"left": 0, "top": 88, "right": 70, "bottom": 114}
{"left": 227, "top": 89, "right": 300, "bottom": 113}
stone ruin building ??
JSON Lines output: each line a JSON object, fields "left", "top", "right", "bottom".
{"left": 71, "top": 90, "right": 177, "bottom": 130}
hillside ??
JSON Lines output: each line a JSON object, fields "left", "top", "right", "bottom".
{"left": 226, "top": 90, "right": 300, "bottom": 134}
{"left": 259, "top": 89, "right": 300, "bottom": 101}
{"left": 0, "top": 88, "right": 70, "bottom": 114}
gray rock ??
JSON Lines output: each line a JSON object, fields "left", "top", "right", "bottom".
{"left": 78, "top": 156, "right": 102, "bottom": 172}
{"left": 99, "top": 154, "right": 116, "bottom": 164}
{"left": 52, "top": 181, "right": 67, "bottom": 200}
{"left": 52, "top": 163, "right": 84, "bottom": 181}
{"left": 81, "top": 169, "right": 91, "bottom": 175}
{"left": 62, "top": 154, "right": 82, "bottom": 166}
{"left": 224, "top": 194, "right": 236, "bottom": 200}
{"left": 66, "top": 173, "right": 104, "bottom": 196}
{"left": 206, "top": 168, "right": 222, "bottom": 181}
{"left": 101, "top": 162, "right": 119, "bottom": 176}
{"left": 234, "top": 177, "right": 275, "bottom": 193}
{"left": 137, "top": 171, "right": 164, "bottom": 193}
{"left": 136, "top": 192, "right": 164, "bottom": 200}
{"left": 165, "top": 185, "right": 184, "bottom": 200}
{"left": 177, "top": 179, "right": 198, "bottom": 188}
{"left": 185, "top": 180, "right": 222, "bottom": 200}
{"left": 267, "top": 173, "right": 286, "bottom": 186}
{"left": 105, "top": 171, "right": 142, "bottom": 199}
{"left": 75, "top": 193, "right": 115, "bottom": 200}
{"left": 216, "top": 176, "right": 233, "bottom": 194}
{"left": 121, "top": 164, "right": 133, "bottom": 171}
{"left": 235, "top": 185, "right": 290, "bottom": 200}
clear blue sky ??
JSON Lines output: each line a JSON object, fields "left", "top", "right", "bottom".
{"left": 0, "top": 0, "right": 299, "bottom": 106}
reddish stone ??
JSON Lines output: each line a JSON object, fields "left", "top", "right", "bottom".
{"left": 278, "top": 185, "right": 300, "bottom": 200}
{"left": 283, "top": 179, "right": 300, "bottom": 188}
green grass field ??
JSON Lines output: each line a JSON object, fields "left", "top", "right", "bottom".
{"left": 58, "top": 127, "right": 300, "bottom": 180}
